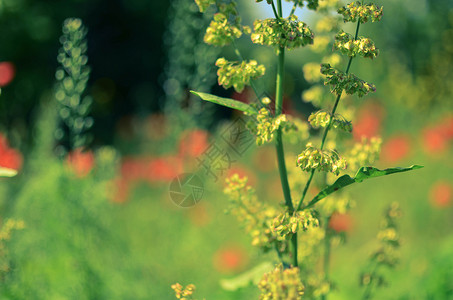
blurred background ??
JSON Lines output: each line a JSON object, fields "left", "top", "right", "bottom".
{"left": 0, "top": 0, "right": 451, "bottom": 298}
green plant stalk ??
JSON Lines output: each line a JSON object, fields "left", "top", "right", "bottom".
{"left": 296, "top": 20, "right": 361, "bottom": 212}
{"left": 273, "top": 0, "right": 298, "bottom": 268}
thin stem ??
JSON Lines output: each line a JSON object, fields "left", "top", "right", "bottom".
{"left": 271, "top": 1, "right": 280, "bottom": 19}
{"left": 276, "top": 0, "right": 283, "bottom": 17}
{"left": 296, "top": 20, "right": 361, "bottom": 211}
{"left": 289, "top": 1, "right": 298, "bottom": 16}
{"left": 231, "top": 40, "right": 261, "bottom": 98}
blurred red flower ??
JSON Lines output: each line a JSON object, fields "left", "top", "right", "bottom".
{"left": 178, "top": 129, "right": 209, "bottom": 158}
{"left": 213, "top": 245, "right": 248, "bottom": 273}
{"left": 381, "top": 134, "right": 411, "bottom": 163}
{"left": 353, "top": 102, "right": 384, "bottom": 140}
{"left": 0, "top": 133, "right": 23, "bottom": 171}
{"left": 149, "top": 155, "right": 183, "bottom": 182}
{"left": 329, "top": 213, "right": 353, "bottom": 233}
{"left": 67, "top": 148, "right": 94, "bottom": 177}
{"left": 0, "top": 62, "right": 15, "bottom": 87}
{"left": 108, "top": 177, "right": 131, "bottom": 204}
{"left": 429, "top": 181, "right": 452, "bottom": 208}
{"left": 422, "top": 125, "right": 449, "bottom": 154}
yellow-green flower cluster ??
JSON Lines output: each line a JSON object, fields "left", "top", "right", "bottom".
{"left": 247, "top": 108, "right": 294, "bottom": 146}
{"left": 334, "top": 30, "right": 378, "bottom": 59}
{"left": 194, "top": 0, "right": 216, "bottom": 13}
{"left": 251, "top": 16, "right": 314, "bottom": 50}
{"left": 215, "top": 58, "right": 265, "bottom": 92}
{"left": 271, "top": 210, "right": 319, "bottom": 238}
{"left": 258, "top": 264, "right": 304, "bottom": 300}
{"left": 321, "top": 63, "right": 376, "bottom": 97}
{"left": 346, "top": 137, "right": 381, "bottom": 171}
{"left": 171, "top": 283, "right": 197, "bottom": 300}
{"left": 224, "top": 174, "right": 282, "bottom": 251}
{"left": 361, "top": 203, "right": 401, "bottom": 289}
{"left": 338, "top": 2, "right": 383, "bottom": 23}
{"left": 308, "top": 111, "right": 352, "bottom": 133}
{"left": 204, "top": 13, "right": 243, "bottom": 46}
{"left": 0, "top": 219, "right": 25, "bottom": 241}
{"left": 296, "top": 143, "right": 346, "bottom": 175}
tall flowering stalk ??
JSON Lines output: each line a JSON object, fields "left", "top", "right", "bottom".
{"left": 183, "top": 0, "right": 422, "bottom": 298}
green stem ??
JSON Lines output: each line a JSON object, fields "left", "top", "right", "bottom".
{"left": 271, "top": 1, "right": 280, "bottom": 19}
{"left": 296, "top": 20, "right": 361, "bottom": 211}
{"left": 232, "top": 40, "right": 261, "bottom": 98}
{"left": 289, "top": 1, "right": 298, "bottom": 16}
{"left": 274, "top": 0, "right": 296, "bottom": 266}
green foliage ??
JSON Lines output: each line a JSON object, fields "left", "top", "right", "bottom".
{"left": 338, "top": 2, "right": 383, "bottom": 23}
{"left": 190, "top": 91, "right": 258, "bottom": 115}
{"left": 204, "top": 13, "right": 244, "bottom": 46}
{"left": 308, "top": 111, "right": 352, "bottom": 133}
{"left": 334, "top": 30, "right": 379, "bottom": 59}
{"left": 215, "top": 58, "right": 266, "bottom": 92}
{"left": 251, "top": 16, "right": 314, "bottom": 50}
{"left": 258, "top": 264, "right": 304, "bottom": 300}
{"left": 321, "top": 63, "right": 376, "bottom": 97}
{"left": 360, "top": 203, "right": 402, "bottom": 299}
{"left": 303, "top": 165, "right": 423, "bottom": 209}
{"left": 220, "top": 261, "right": 274, "bottom": 291}
{"left": 55, "top": 18, "right": 93, "bottom": 152}
{"left": 296, "top": 143, "right": 347, "bottom": 175}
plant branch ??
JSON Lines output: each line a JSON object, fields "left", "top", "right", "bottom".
{"left": 296, "top": 20, "right": 361, "bottom": 211}
{"left": 289, "top": 1, "right": 298, "bottom": 17}
{"left": 271, "top": 1, "right": 280, "bottom": 19}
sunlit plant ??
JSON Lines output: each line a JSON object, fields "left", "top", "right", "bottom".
{"left": 173, "top": 0, "right": 422, "bottom": 298}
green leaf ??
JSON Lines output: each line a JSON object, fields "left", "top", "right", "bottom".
{"left": 219, "top": 261, "right": 274, "bottom": 291}
{"left": 303, "top": 165, "right": 423, "bottom": 210}
{"left": 0, "top": 167, "right": 18, "bottom": 177}
{"left": 190, "top": 91, "right": 258, "bottom": 115}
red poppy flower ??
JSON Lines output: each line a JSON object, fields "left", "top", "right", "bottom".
{"left": 328, "top": 213, "right": 353, "bottom": 233}
{"left": 0, "top": 133, "right": 23, "bottom": 171}
{"left": 149, "top": 155, "right": 183, "bottom": 182}
{"left": 213, "top": 245, "right": 248, "bottom": 273}
{"left": 429, "top": 181, "right": 452, "bottom": 208}
{"left": 0, "top": 62, "right": 15, "bottom": 87}
{"left": 381, "top": 134, "right": 411, "bottom": 163}
{"left": 178, "top": 129, "right": 209, "bottom": 158}
{"left": 67, "top": 148, "right": 94, "bottom": 177}
{"left": 353, "top": 102, "right": 384, "bottom": 140}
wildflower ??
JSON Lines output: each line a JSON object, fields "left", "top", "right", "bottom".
{"left": 213, "top": 245, "right": 248, "bottom": 273}
{"left": 308, "top": 110, "right": 352, "bottom": 133}
{"left": 381, "top": 134, "right": 411, "bottom": 163}
{"left": 171, "top": 283, "right": 197, "bottom": 300}
{"left": 251, "top": 15, "right": 314, "bottom": 50}
{"left": 333, "top": 30, "right": 379, "bottom": 59}
{"left": 296, "top": 143, "right": 346, "bottom": 175}
{"left": 204, "top": 13, "right": 243, "bottom": 46}
{"left": 338, "top": 2, "right": 383, "bottom": 23}
{"left": 321, "top": 63, "right": 376, "bottom": 96}
{"left": 328, "top": 213, "right": 353, "bottom": 233}
{"left": 258, "top": 264, "right": 304, "bottom": 299}
{"left": 0, "top": 62, "right": 15, "bottom": 87}
{"left": 66, "top": 148, "right": 94, "bottom": 177}
{"left": 215, "top": 58, "right": 265, "bottom": 93}
{"left": 429, "top": 181, "right": 452, "bottom": 208}
{"left": 178, "top": 129, "right": 209, "bottom": 158}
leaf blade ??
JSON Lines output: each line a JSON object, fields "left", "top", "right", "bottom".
{"left": 190, "top": 91, "right": 258, "bottom": 115}
{"left": 303, "top": 165, "right": 423, "bottom": 210}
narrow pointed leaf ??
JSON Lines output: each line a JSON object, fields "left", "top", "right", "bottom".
{"left": 219, "top": 261, "right": 274, "bottom": 291}
{"left": 190, "top": 91, "right": 258, "bottom": 115}
{"left": 303, "top": 165, "right": 423, "bottom": 210}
